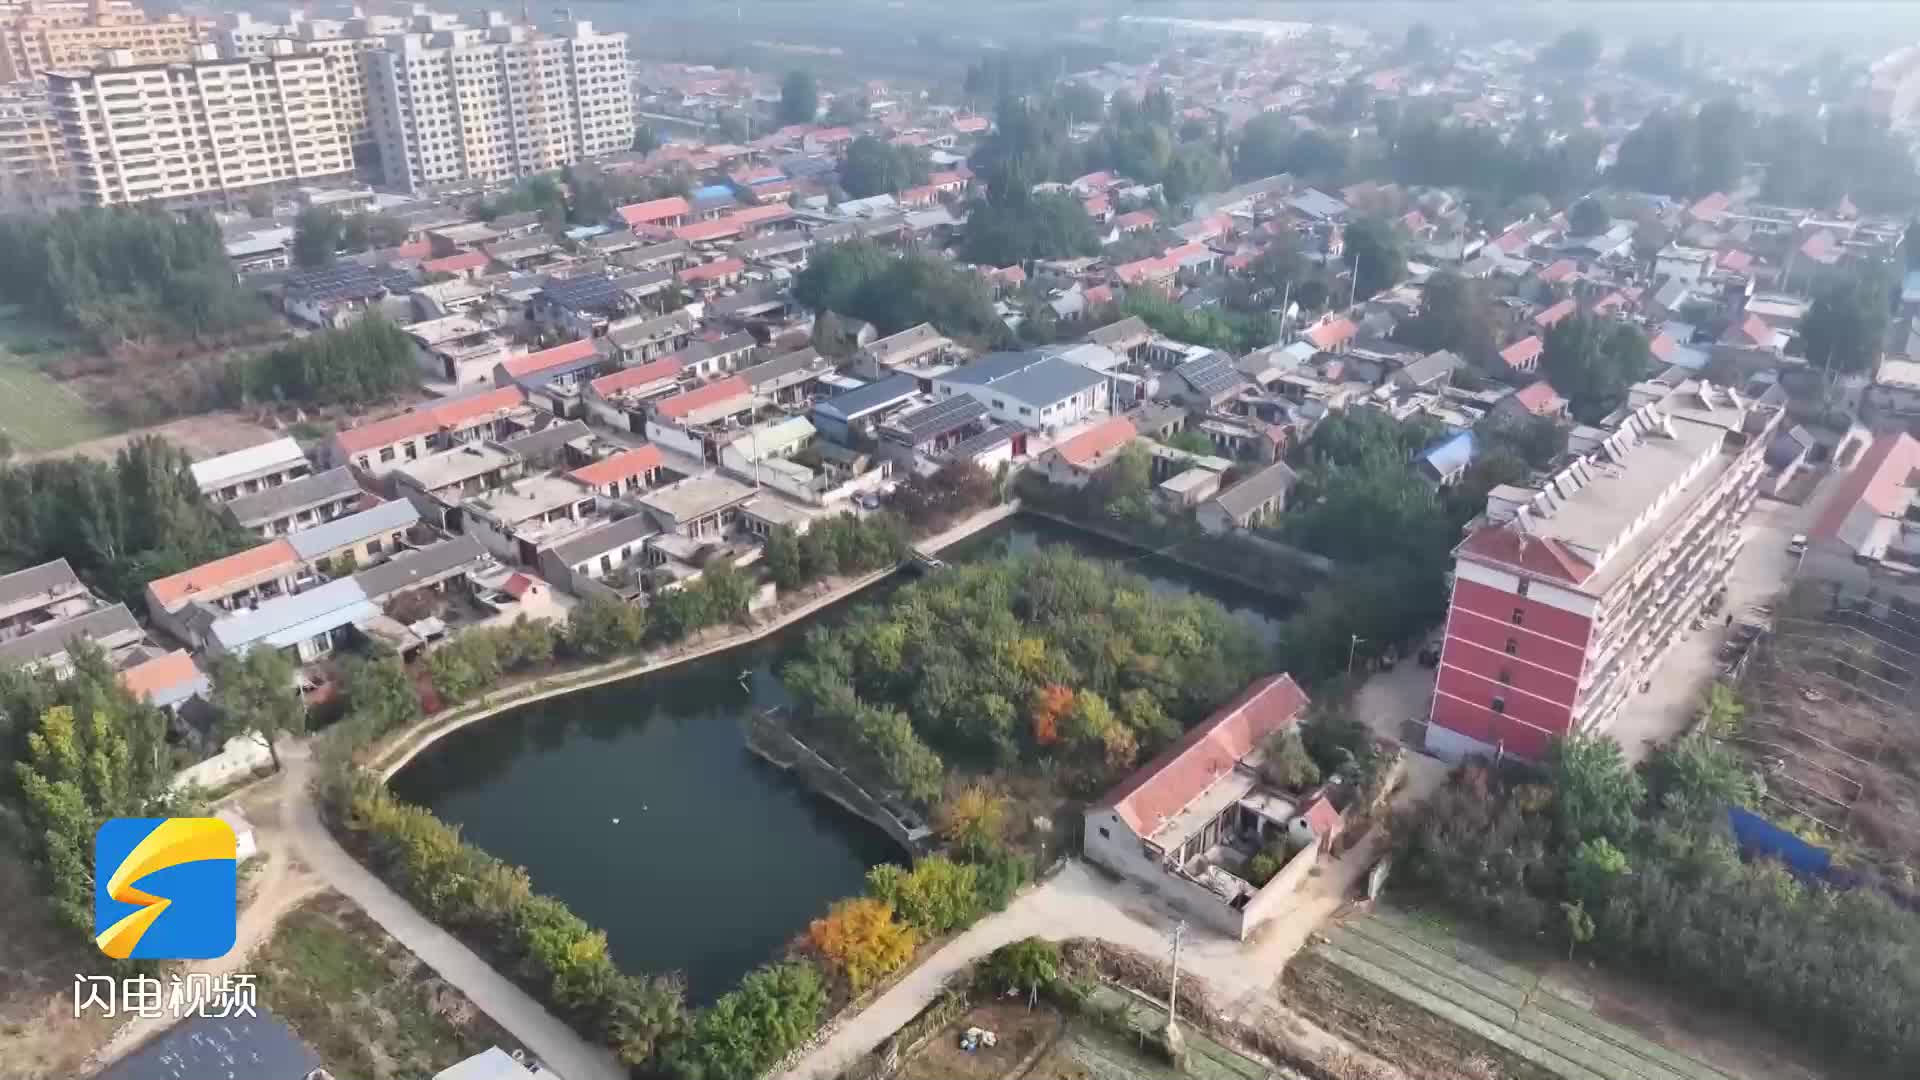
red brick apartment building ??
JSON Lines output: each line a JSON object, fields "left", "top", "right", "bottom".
{"left": 1428, "top": 380, "right": 1781, "bottom": 761}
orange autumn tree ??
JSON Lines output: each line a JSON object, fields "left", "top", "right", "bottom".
{"left": 807, "top": 897, "right": 918, "bottom": 991}
{"left": 1029, "top": 683, "right": 1072, "bottom": 745}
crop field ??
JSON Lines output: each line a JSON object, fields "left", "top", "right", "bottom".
{"left": 1286, "top": 908, "right": 1744, "bottom": 1080}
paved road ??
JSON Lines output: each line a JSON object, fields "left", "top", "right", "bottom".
{"left": 279, "top": 747, "right": 627, "bottom": 1080}
{"left": 777, "top": 844, "right": 1417, "bottom": 1080}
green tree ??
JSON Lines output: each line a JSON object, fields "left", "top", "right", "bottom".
{"left": 961, "top": 188, "right": 1101, "bottom": 267}
{"left": 1261, "top": 728, "right": 1322, "bottom": 791}
{"left": 1565, "top": 836, "right": 1630, "bottom": 906}
{"left": 228, "top": 315, "right": 419, "bottom": 408}
{"left": 667, "top": 960, "right": 825, "bottom": 1080}
{"left": 1543, "top": 315, "right": 1650, "bottom": 423}
{"left": 208, "top": 649, "right": 307, "bottom": 770}
{"left": 0, "top": 208, "right": 267, "bottom": 345}
{"left": 1643, "top": 736, "right": 1758, "bottom": 812}
{"left": 1391, "top": 270, "right": 1499, "bottom": 364}
{"left": 1801, "top": 267, "right": 1893, "bottom": 378}
{"left": 839, "top": 136, "right": 930, "bottom": 199}
{"left": 1343, "top": 217, "right": 1407, "bottom": 300}
{"left": 566, "top": 594, "right": 647, "bottom": 660}
{"left": 338, "top": 648, "right": 422, "bottom": 739}
{"left": 778, "top": 70, "right": 818, "bottom": 125}
{"left": 866, "top": 855, "right": 982, "bottom": 933}
{"left": 0, "top": 436, "right": 250, "bottom": 611}
{"left": 12, "top": 689, "right": 176, "bottom": 933}
{"left": 1568, "top": 198, "right": 1610, "bottom": 237}
{"left": 1697, "top": 682, "right": 1744, "bottom": 737}
{"left": 292, "top": 206, "right": 345, "bottom": 267}
{"left": 1547, "top": 733, "right": 1645, "bottom": 846}
{"left": 981, "top": 938, "right": 1059, "bottom": 1003}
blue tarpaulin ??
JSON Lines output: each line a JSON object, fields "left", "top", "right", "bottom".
{"left": 1728, "top": 807, "right": 1833, "bottom": 878}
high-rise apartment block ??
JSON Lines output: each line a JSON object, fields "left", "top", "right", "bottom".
{"left": 47, "top": 42, "right": 352, "bottom": 205}
{"left": 1427, "top": 380, "right": 1780, "bottom": 761}
{"left": 214, "top": 10, "right": 414, "bottom": 151}
{"left": 0, "top": 0, "right": 204, "bottom": 82}
{"left": 366, "top": 17, "right": 632, "bottom": 192}
{"left": 0, "top": 80, "right": 65, "bottom": 204}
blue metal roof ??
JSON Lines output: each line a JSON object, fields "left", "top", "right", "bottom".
{"left": 943, "top": 353, "right": 1106, "bottom": 406}
{"left": 693, "top": 184, "right": 734, "bottom": 199}
{"left": 209, "top": 577, "right": 376, "bottom": 654}
{"left": 1418, "top": 430, "right": 1475, "bottom": 475}
{"left": 287, "top": 500, "right": 420, "bottom": 561}
{"left": 813, "top": 373, "right": 919, "bottom": 423}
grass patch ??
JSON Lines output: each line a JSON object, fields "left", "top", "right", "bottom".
{"left": 0, "top": 354, "right": 114, "bottom": 452}
{"left": 254, "top": 892, "right": 519, "bottom": 1080}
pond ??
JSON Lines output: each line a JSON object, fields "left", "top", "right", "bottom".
{"left": 387, "top": 516, "right": 1293, "bottom": 1001}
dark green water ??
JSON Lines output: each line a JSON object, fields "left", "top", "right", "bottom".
{"left": 388, "top": 516, "right": 1290, "bottom": 1001}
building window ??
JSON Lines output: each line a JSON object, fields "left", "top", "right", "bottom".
{"left": 1511, "top": 607, "right": 1524, "bottom": 626}
{"left": 1499, "top": 669, "right": 1512, "bottom": 685}
{"left": 379, "top": 446, "right": 396, "bottom": 462}
{"left": 1516, "top": 579, "right": 1530, "bottom": 597}
{"left": 1491, "top": 696, "right": 1506, "bottom": 714}
{"left": 1505, "top": 637, "right": 1518, "bottom": 655}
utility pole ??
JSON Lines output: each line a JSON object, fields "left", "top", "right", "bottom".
{"left": 1348, "top": 633, "right": 1365, "bottom": 675}
{"left": 1163, "top": 921, "right": 1188, "bottom": 1064}
{"left": 1349, "top": 250, "right": 1361, "bottom": 311}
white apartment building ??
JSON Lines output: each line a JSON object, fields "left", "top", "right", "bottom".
{"left": 47, "top": 41, "right": 353, "bottom": 206}
{"left": 215, "top": 10, "right": 414, "bottom": 149}
{"left": 365, "top": 18, "right": 632, "bottom": 192}
{"left": 0, "top": 0, "right": 205, "bottom": 82}
{"left": 0, "top": 81, "right": 66, "bottom": 206}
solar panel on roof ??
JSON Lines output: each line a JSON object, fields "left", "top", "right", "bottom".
{"left": 540, "top": 274, "right": 632, "bottom": 313}
{"left": 1176, "top": 353, "right": 1244, "bottom": 398}
{"left": 889, "top": 395, "right": 989, "bottom": 442}
{"left": 284, "top": 261, "right": 386, "bottom": 303}
{"left": 947, "top": 423, "right": 1017, "bottom": 459}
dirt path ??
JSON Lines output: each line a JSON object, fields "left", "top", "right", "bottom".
{"left": 778, "top": 853, "right": 1407, "bottom": 1080}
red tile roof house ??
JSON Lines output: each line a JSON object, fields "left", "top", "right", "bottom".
{"left": 1083, "top": 674, "right": 1339, "bottom": 940}
{"left": 1533, "top": 297, "right": 1577, "bottom": 329}
{"left": 1034, "top": 416, "right": 1136, "bottom": 488}
{"left": 616, "top": 196, "right": 692, "bottom": 231}
{"left": 1500, "top": 335, "right": 1544, "bottom": 373}
{"left": 568, "top": 445, "right": 667, "bottom": 500}
{"left": 325, "top": 386, "right": 528, "bottom": 475}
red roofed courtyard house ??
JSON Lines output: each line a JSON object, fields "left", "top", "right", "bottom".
{"left": 1427, "top": 384, "right": 1781, "bottom": 762}
{"left": 1083, "top": 674, "right": 1348, "bottom": 940}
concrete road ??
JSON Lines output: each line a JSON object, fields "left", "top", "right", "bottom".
{"left": 776, "top": 827, "right": 1422, "bottom": 1080}
{"left": 279, "top": 747, "right": 628, "bottom": 1080}
{"left": 1606, "top": 475, "right": 1834, "bottom": 761}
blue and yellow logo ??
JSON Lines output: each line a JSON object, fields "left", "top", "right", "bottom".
{"left": 93, "top": 817, "right": 237, "bottom": 961}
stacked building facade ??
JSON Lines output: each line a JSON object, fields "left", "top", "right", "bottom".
{"left": 47, "top": 41, "right": 352, "bottom": 205}
{"left": 20, "top": 5, "right": 633, "bottom": 204}
{"left": 0, "top": 0, "right": 204, "bottom": 82}
{"left": 366, "top": 17, "right": 632, "bottom": 192}
{"left": 1428, "top": 381, "right": 1781, "bottom": 761}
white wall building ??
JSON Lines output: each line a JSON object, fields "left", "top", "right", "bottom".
{"left": 366, "top": 18, "right": 632, "bottom": 192}
{"left": 47, "top": 42, "right": 352, "bottom": 205}
{"left": 930, "top": 350, "right": 1110, "bottom": 435}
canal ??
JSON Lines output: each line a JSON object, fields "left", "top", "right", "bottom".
{"left": 387, "top": 515, "right": 1292, "bottom": 1002}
